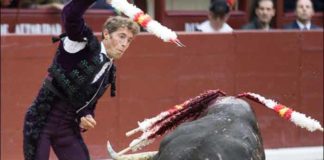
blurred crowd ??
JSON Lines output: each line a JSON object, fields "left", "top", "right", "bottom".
{"left": 0, "top": 0, "right": 323, "bottom": 34}
{"left": 1, "top": 0, "right": 113, "bottom": 9}
{"left": 195, "top": 0, "right": 323, "bottom": 32}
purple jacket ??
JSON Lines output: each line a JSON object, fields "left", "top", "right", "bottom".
{"left": 23, "top": 1, "right": 115, "bottom": 159}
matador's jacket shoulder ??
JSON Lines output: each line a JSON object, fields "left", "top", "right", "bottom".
{"left": 23, "top": 28, "right": 116, "bottom": 160}
{"left": 48, "top": 28, "right": 116, "bottom": 110}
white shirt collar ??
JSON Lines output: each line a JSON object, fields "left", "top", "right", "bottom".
{"left": 100, "top": 42, "right": 113, "bottom": 62}
{"left": 296, "top": 20, "right": 311, "bottom": 30}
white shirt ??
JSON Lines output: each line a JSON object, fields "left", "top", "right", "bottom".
{"left": 91, "top": 42, "right": 113, "bottom": 84}
{"left": 100, "top": 42, "right": 113, "bottom": 61}
{"left": 296, "top": 20, "right": 311, "bottom": 30}
{"left": 63, "top": 37, "right": 87, "bottom": 54}
{"left": 196, "top": 20, "right": 233, "bottom": 33}
{"left": 62, "top": 37, "right": 112, "bottom": 62}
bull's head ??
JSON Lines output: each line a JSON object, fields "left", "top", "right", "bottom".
{"left": 106, "top": 91, "right": 323, "bottom": 160}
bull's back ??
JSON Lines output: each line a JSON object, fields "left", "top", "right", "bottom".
{"left": 154, "top": 97, "right": 265, "bottom": 160}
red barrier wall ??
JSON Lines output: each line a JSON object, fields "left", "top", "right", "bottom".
{"left": 1, "top": 31, "right": 323, "bottom": 159}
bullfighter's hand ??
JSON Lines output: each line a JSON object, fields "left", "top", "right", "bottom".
{"left": 80, "top": 115, "right": 97, "bottom": 130}
{"left": 106, "top": 0, "right": 112, "bottom": 4}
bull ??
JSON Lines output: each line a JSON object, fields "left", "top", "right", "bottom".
{"left": 107, "top": 91, "right": 323, "bottom": 160}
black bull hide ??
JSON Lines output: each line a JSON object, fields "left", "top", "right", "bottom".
{"left": 152, "top": 97, "right": 265, "bottom": 160}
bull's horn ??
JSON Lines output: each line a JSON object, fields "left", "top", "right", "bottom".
{"left": 107, "top": 141, "right": 120, "bottom": 159}
{"left": 107, "top": 141, "right": 157, "bottom": 160}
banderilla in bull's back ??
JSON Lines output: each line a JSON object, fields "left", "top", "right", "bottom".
{"left": 106, "top": 90, "right": 323, "bottom": 160}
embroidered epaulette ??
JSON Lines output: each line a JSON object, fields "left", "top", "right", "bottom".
{"left": 48, "top": 53, "right": 106, "bottom": 108}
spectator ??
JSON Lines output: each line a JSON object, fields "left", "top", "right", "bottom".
{"left": 195, "top": 0, "right": 233, "bottom": 33}
{"left": 90, "top": 0, "right": 113, "bottom": 9}
{"left": 241, "top": 0, "right": 275, "bottom": 30}
{"left": 283, "top": 0, "right": 321, "bottom": 30}
{"left": 285, "top": 0, "right": 324, "bottom": 12}
{"left": 35, "top": 0, "right": 68, "bottom": 10}
{"left": 1, "top": 0, "right": 12, "bottom": 7}
{"left": 5, "top": 0, "right": 113, "bottom": 10}
{"left": 6, "top": 0, "right": 68, "bottom": 9}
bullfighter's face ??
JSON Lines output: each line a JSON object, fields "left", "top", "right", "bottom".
{"left": 103, "top": 27, "right": 135, "bottom": 60}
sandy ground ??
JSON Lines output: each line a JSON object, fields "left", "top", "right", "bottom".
{"left": 99, "top": 146, "right": 324, "bottom": 160}
{"left": 265, "top": 146, "right": 323, "bottom": 160}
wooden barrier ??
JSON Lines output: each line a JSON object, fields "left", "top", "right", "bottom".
{"left": 1, "top": 31, "right": 323, "bottom": 159}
